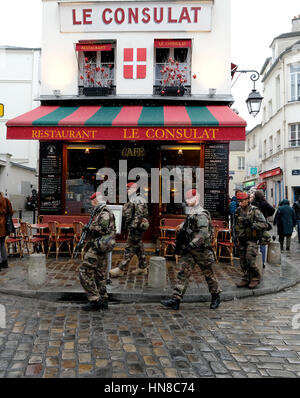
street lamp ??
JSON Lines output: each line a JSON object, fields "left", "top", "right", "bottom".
{"left": 234, "top": 70, "right": 263, "bottom": 117}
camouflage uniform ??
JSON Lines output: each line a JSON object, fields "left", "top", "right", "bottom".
{"left": 173, "top": 205, "right": 221, "bottom": 301}
{"left": 79, "top": 204, "right": 116, "bottom": 302}
{"left": 118, "top": 196, "right": 149, "bottom": 271}
{"left": 235, "top": 204, "right": 269, "bottom": 283}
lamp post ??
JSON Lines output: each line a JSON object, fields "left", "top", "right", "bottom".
{"left": 234, "top": 70, "right": 263, "bottom": 117}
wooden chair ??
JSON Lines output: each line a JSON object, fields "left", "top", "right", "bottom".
{"left": 20, "top": 222, "right": 45, "bottom": 254}
{"left": 5, "top": 234, "right": 23, "bottom": 258}
{"left": 72, "top": 221, "right": 85, "bottom": 260}
{"left": 47, "top": 221, "right": 72, "bottom": 259}
{"left": 159, "top": 218, "right": 183, "bottom": 264}
{"left": 216, "top": 228, "right": 234, "bottom": 266}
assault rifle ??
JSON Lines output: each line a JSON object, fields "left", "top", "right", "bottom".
{"left": 174, "top": 226, "right": 193, "bottom": 255}
{"left": 73, "top": 206, "right": 101, "bottom": 258}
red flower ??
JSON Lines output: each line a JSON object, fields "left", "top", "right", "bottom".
{"left": 80, "top": 75, "right": 84, "bottom": 80}
{"left": 193, "top": 74, "right": 197, "bottom": 79}
{"left": 161, "top": 90, "right": 165, "bottom": 95}
{"left": 95, "top": 67, "right": 100, "bottom": 72}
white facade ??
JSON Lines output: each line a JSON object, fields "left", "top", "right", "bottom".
{"left": 229, "top": 141, "right": 246, "bottom": 197}
{"left": 244, "top": 17, "right": 300, "bottom": 206}
{"left": 0, "top": 46, "right": 40, "bottom": 208}
{"left": 40, "top": 0, "right": 232, "bottom": 99}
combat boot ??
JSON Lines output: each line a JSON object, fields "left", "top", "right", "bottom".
{"left": 1, "top": 260, "right": 8, "bottom": 269}
{"left": 160, "top": 297, "right": 180, "bottom": 310}
{"left": 236, "top": 279, "right": 249, "bottom": 288}
{"left": 210, "top": 293, "right": 221, "bottom": 309}
{"left": 98, "top": 299, "right": 109, "bottom": 310}
{"left": 131, "top": 267, "right": 148, "bottom": 276}
{"left": 248, "top": 280, "right": 259, "bottom": 289}
{"left": 81, "top": 300, "right": 101, "bottom": 311}
{"left": 109, "top": 267, "right": 124, "bottom": 278}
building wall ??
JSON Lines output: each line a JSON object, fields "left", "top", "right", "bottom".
{"left": 41, "top": 0, "right": 231, "bottom": 97}
{"left": 0, "top": 47, "right": 40, "bottom": 169}
{"left": 244, "top": 18, "right": 300, "bottom": 206}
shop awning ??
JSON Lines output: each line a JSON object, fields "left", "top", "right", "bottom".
{"left": 6, "top": 105, "right": 246, "bottom": 141}
{"left": 259, "top": 167, "right": 282, "bottom": 179}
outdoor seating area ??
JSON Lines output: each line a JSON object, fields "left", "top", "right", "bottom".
{"left": 5, "top": 216, "right": 89, "bottom": 260}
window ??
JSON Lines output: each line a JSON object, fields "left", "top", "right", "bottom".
{"left": 252, "top": 134, "right": 256, "bottom": 149}
{"left": 154, "top": 43, "right": 191, "bottom": 95}
{"left": 268, "top": 99, "right": 273, "bottom": 118}
{"left": 247, "top": 138, "right": 251, "bottom": 151}
{"left": 290, "top": 124, "right": 300, "bottom": 147}
{"left": 276, "top": 75, "right": 281, "bottom": 109}
{"left": 290, "top": 64, "right": 300, "bottom": 101}
{"left": 78, "top": 44, "right": 115, "bottom": 95}
{"left": 276, "top": 130, "right": 281, "bottom": 151}
{"left": 263, "top": 139, "right": 267, "bottom": 158}
{"left": 238, "top": 156, "right": 245, "bottom": 170}
{"left": 269, "top": 135, "right": 273, "bottom": 155}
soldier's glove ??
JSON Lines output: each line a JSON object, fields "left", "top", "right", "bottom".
{"left": 243, "top": 218, "right": 252, "bottom": 227}
{"left": 82, "top": 225, "right": 89, "bottom": 233}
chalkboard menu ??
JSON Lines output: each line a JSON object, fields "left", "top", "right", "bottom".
{"left": 204, "top": 143, "right": 229, "bottom": 219}
{"left": 39, "top": 142, "right": 63, "bottom": 214}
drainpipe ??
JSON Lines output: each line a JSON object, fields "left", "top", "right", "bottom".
{"left": 281, "top": 57, "right": 287, "bottom": 200}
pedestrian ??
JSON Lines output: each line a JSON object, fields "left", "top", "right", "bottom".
{"left": 110, "top": 182, "right": 149, "bottom": 278}
{"left": 273, "top": 199, "right": 297, "bottom": 251}
{"left": 229, "top": 191, "right": 240, "bottom": 227}
{"left": 0, "top": 192, "right": 13, "bottom": 270}
{"left": 79, "top": 192, "right": 116, "bottom": 311}
{"left": 160, "top": 189, "right": 221, "bottom": 310}
{"left": 235, "top": 191, "right": 270, "bottom": 289}
{"left": 292, "top": 195, "right": 300, "bottom": 243}
{"left": 252, "top": 190, "right": 275, "bottom": 267}
{"left": 249, "top": 192, "right": 255, "bottom": 204}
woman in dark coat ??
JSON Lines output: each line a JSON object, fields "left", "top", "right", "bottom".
{"left": 0, "top": 192, "right": 13, "bottom": 269}
{"left": 273, "top": 199, "right": 297, "bottom": 251}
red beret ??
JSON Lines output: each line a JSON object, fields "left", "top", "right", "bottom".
{"left": 236, "top": 191, "right": 249, "bottom": 200}
{"left": 185, "top": 189, "right": 198, "bottom": 199}
{"left": 126, "top": 182, "right": 138, "bottom": 189}
{"left": 90, "top": 192, "right": 102, "bottom": 200}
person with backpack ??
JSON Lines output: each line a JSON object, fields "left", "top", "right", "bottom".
{"left": 293, "top": 196, "right": 300, "bottom": 243}
{"left": 235, "top": 191, "right": 271, "bottom": 289}
{"left": 252, "top": 190, "right": 275, "bottom": 267}
{"left": 274, "top": 199, "right": 297, "bottom": 251}
{"left": 110, "top": 182, "right": 149, "bottom": 278}
{"left": 160, "top": 189, "right": 221, "bottom": 310}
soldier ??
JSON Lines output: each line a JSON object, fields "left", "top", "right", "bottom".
{"left": 79, "top": 192, "right": 116, "bottom": 311}
{"left": 235, "top": 191, "right": 270, "bottom": 289}
{"left": 110, "top": 182, "right": 149, "bottom": 278}
{"left": 160, "top": 189, "right": 221, "bottom": 310}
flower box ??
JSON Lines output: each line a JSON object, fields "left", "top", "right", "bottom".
{"left": 83, "top": 87, "right": 110, "bottom": 96}
{"left": 160, "top": 86, "right": 185, "bottom": 96}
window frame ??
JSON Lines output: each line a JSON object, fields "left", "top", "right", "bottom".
{"left": 290, "top": 63, "right": 300, "bottom": 102}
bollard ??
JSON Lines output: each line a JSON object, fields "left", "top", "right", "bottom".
{"left": 27, "top": 250, "right": 47, "bottom": 289}
{"left": 267, "top": 240, "right": 281, "bottom": 266}
{"left": 255, "top": 252, "right": 264, "bottom": 277}
{"left": 148, "top": 256, "right": 167, "bottom": 289}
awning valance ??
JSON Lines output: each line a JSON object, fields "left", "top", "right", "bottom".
{"left": 75, "top": 43, "right": 112, "bottom": 51}
{"left": 6, "top": 105, "right": 246, "bottom": 141}
{"left": 259, "top": 167, "right": 282, "bottom": 179}
{"left": 154, "top": 39, "right": 191, "bottom": 48}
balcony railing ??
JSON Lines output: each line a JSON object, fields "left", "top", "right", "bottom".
{"left": 289, "top": 139, "right": 300, "bottom": 147}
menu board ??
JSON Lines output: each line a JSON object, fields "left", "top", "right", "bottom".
{"left": 204, "top": 143, "right": 229, "bottom": 219}
{"left": 39, "top": 142, "right": 63, "bottom": 214}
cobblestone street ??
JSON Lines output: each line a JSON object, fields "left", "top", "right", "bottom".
{"left": 1, "top": 281, "right": 300, "bottom": 379}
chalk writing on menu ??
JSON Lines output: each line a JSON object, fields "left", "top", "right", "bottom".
{"left": 39, "top": 142, "right": 63, "bottom": 214}
{"left": 204, "top": 143, "right": 229, "bottom": 219}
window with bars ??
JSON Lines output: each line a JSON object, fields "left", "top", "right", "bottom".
{"left": 290, "top": 124, "right": 300, "bottom": 147}
{"left": 154, "top": 47, "right": 191, "bottom": 94}
{"left": 78, "top": 46, "right": 115, "bottom": 94}
{"left": 290, "top": 64, "right": 300, "bottom": 101}
{"left": 238, "top": 156, "right": 245, "bottom": 170}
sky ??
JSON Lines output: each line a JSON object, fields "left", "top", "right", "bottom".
{"left": 0, "top": 0, "right": 300, "bottom": 130}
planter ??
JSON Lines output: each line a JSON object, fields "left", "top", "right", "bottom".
{"left": 83, "top": 87, "right": 110, "bottom": 96}
{"left": 160, "top": 86, "right": 185, "bottom": 96}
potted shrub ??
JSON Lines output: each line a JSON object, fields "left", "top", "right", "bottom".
{"left": 80, "top": 57, "right": 113, "bottom": 96}
{"left": 159, "top": 57, "right": 196, "bottom": 96}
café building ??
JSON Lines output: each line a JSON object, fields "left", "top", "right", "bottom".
{"left": 6, "top": 0, "right": 246, "bottom": 241}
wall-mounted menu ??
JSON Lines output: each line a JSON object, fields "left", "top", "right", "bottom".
{"left": 204, "top": 143, "right": 229, "bottom": 219}
{"left": 39, "top": 142, "right": 63, "bottom": 214}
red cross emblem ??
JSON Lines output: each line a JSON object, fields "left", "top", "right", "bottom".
{"left": 123, "top": 48, "right": 147, "bottom": 79}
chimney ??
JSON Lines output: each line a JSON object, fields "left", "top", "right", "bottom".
{"left": 292, "top": 15, "right": 300, "bottom": 32}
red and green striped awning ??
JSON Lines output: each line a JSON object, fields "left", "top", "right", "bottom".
{"left": 6, "top": 105, "right": 246, "bottom": 141}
